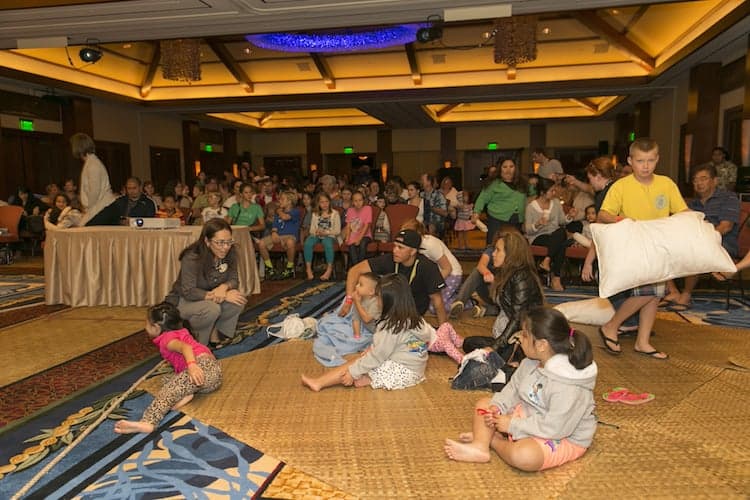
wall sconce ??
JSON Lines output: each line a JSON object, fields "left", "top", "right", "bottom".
{"left": 194, "top": 160, "right": 201, "bottom": 177}
{"left": 381, "top": 162, "right": 389, "bottom": 184}
{"left": 532, "top": 161, "right": 540, "bottom": 174}
{"left": 232, "top": 163, "right": 239, "bottom": 178}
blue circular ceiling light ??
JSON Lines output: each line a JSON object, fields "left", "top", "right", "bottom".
{"left": 246, "top": 24, "right": 427, "bottom": 53}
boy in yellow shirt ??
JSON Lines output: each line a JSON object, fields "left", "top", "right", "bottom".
{"left": 597, "top": 138, "right": 688, "bottom": 360}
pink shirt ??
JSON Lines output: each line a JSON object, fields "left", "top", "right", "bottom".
{"left": 345, "top": 205, "right": 373, "bottom": 244}
{"left": 153, "top": 328, "right": 212, "bottom": 373}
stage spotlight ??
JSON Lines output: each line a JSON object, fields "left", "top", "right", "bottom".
{"left": 416, "top": 26, "right": 442, "bottom": 43}
{"left": 79, "top": 46, "right": 102, "bottom": 63}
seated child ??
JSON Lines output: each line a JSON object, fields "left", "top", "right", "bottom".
{"left": 313, "top": 272, "right": 381, "bottom": 366}
{"left": 156, "top": 194, "right": 185, "bottom": 224}
{"left": 302, "top": 274, "right": 431, "bottom": 391}
{"left": 201, "top": 192, "right": 226, "bottom": 223}
{"left": 571, "top": 204, "right": 597, "bottom": 248}
{"left": 257, "top": 191, "right": 300, "bottom": 280}
{"left": 444, "top": 306, "right": 597, "bottom": 471}
{"left": 114, "top": 302, "right": 222, "bottom": 434}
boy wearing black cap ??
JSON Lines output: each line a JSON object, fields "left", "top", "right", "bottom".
{"left": 340, "top": 229, "right": 448, "bottom": 325}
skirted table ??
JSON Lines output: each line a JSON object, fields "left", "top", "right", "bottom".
{"left": 44, "top": 225, "right": 260, "bottom": 307}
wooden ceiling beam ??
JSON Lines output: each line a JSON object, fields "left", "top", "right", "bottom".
{"left": 311, "top": 53, "right": 335, "bottom": 89}
{"left": 259, "top": 111, "right": 274, "bottom": 126}
{"left": 206, "top": 39, "right": 254, "bottom": 93}
{"left": 569, "top": 97, "right": 598, "bottom": 113}
{"left": 404, "top": 42, "right": 422, "bottom": 85}
{"left": 574, "top": 10, "right": 655, "bottom": 72}
{"left": 139, "top": 41, "right": 160, "bottom": 98}
{"left": 436, "top": 103, "right": 462, "bottom": 117}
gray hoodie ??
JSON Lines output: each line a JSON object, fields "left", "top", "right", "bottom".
{"left": 490, "top": 354, "right": 598, "bottom": 447}
{"left": 348, "top": 320, "right": 431, "bottom": 380}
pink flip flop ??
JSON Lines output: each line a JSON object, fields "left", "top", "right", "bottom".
{"left": 603, "top": 387, "right": 655, "bottom": 405}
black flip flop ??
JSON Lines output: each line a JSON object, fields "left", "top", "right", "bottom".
{"left": 598, "top": 327, "right": 621, "bottom": 355}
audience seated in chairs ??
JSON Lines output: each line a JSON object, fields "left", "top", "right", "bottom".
{"left": 303, "top": 192, "right": 341, "bottom": 281}
{"left": 155, "top": 194, "right": 186, "bottom": 224}
{"left": 44, "top": 194, "right": 82, "bottom": 230}
{"left": 257, "top": 191, "right": 300, "bottom": 280}
{"left": 372, "top": 195, "right": 391, "bottom": 243}
{"left": 341, "top": 191, "right": 373, "bottom": 268}
{"left": 451, "top": 235, "right": 501, "bottom": 319}
{"left": 114, "top": 177, "right": 157, "bottom": 220}
{"left": 472, "top": 158, "right": 526, "bottom": 246}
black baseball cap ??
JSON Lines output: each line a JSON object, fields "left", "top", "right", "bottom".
{"left": 394, "top": 229, "right": 421, "bottom": 249}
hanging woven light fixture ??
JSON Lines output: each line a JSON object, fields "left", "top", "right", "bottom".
{"left": 493, "top": 15, "right": 538, "bottom": 70}
{"left": 160, "top": 39, "right": 202, "bottom": 82}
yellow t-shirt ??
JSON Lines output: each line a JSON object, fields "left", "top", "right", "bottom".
{"left": 600, "top": 174, "right": 687, "bottom": 221}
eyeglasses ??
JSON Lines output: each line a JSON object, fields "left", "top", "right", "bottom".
{"left": 211, "top": 239, "right": 235, "bottom": 247}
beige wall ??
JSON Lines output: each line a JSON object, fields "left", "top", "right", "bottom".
{"left": 392, "top": 128, "right": 439, "bottom": 151}
{"left": 456, "top": 124, "right": 529, "bottom": 149}
{"left": 650, "top": 75, "right": 689, "bottom": 179}
{"left": 547, "top": 121, "right": 614, "bottom": 147}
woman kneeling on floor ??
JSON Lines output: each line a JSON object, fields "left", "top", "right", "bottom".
{"left": 445, "top": 306, "right": 597, "bottom": 471}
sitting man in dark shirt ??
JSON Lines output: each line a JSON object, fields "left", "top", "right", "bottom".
{"left": 340, "top": 229, "right": 447, "bottom": 325}
{"left": 115, "top": 176, "right": 157, "bottom": 220}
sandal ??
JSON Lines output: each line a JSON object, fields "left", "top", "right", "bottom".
{"left": 598, "top": 327, "right": 621, "bottom": 355}
{"left": 603, "top": 387, "right": 655, "bottom": 405}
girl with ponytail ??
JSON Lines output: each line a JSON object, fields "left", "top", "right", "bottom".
{"left": 445, "top": 306, "right": 597, "bottom": 471}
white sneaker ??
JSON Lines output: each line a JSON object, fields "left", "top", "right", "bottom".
{"left": 449, "top": 300, "right": 464, "bottom": 319}
{"left": 472, "top": 305, "right": 487, "bottom": 318}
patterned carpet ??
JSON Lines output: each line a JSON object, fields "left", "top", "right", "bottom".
{"left": 0, "top": 275, "right": 45, "bottom": 312}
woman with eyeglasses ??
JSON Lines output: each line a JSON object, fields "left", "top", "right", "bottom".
{"left": 167, "top": 218, "right": 247, "bottom": 347}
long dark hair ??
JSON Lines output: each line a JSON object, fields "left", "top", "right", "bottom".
{"left": 48, "top": 194, "right": 69, "bottom": 225}
{"left": 179, "top": 218, "right": 234, "bottom": 260}
{"left": 491, "top": 229, "right": 544, "bottom": 302}
{"left": 378, "top": 274, "right": 422, "bottom": 333}
{"left": 523, "top": 306, "right": 593, "bottom": 369}
{"left": 147, "top": 301, "right": 183, "bottom": 333}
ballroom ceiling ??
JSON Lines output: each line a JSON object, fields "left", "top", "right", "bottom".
{"left": 0, "top": 0, "right": 747, "bottom": 129}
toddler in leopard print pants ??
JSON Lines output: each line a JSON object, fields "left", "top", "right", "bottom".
{"left": 114, "top": 302, "right": 222, "bottom": 434}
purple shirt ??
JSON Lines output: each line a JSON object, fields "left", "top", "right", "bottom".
{"left": 153, "top": 328, "right": 212, "bottom": 373}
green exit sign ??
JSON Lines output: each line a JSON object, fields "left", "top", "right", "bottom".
{"left": 204, "top": 144, "right": 213, "bottom": 152}
{"left": 487, "top": 142, "right": 498, "bottom": 151}
{"left": 19, "top": 119, "right": 34, "bottom": 132}
{"left": 343, "top": 146, "right": 353, "bottom": 154}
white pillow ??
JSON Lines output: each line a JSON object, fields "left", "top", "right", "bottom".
{"left": 590, "top": 211, "right": 737, "bottom": 298}
{"left": 554, "top": 298, "right": 615, "bottom": 326}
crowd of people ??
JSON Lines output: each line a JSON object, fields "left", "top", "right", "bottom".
{"left": 6, "top": 134, "right": 747, "bottom": 474}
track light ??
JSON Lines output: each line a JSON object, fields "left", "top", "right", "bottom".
{"left": 79, "top": 46, "right": 102, "bottom": 63}
{"left": 416, "top": 26, "right": 442, "bottom": 43}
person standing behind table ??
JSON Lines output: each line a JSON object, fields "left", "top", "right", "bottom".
{"left": 70, "top": 133, "right": 120, "bottom": 226}
{"left": 472, "top": 158, "right": 526, "bottom": 245}
{"left": 114, "top": 177, "right": 157, "bottom": 221}
{"left": 167, "top": 218, "right": 247, "bottom": 347}
{"left": 596, "top": 137, "right": 688, "bottom": 360}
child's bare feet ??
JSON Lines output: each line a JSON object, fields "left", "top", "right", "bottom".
{"left": 171, "top": 394, "right": 194, "bottom": 411}
{"left": 306, "top": 270, "right": 315, "bottom": 280}
{"left": 444, "top": 438, "right": 491, "bottom": 463}
{"left": 539, "top": 257, "right": 551, "bottom": 272}
{"left": 458, "top": 432, "right": 473, "bottom": 443}
{"left": 301, "top": 374, "right": 321, "bottom": 392}
{"left": 320, "top": 269, "right": 332, "bottom": 281}
{"left": 114, "top": 420, "right": 155, "bottom": 434}
{"left": 353, "top": 375, "right": 371, "bottom": 388}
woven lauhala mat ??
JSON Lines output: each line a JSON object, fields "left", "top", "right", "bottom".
{"left": 181, "top": 318, "right": 750, "bottom": 499}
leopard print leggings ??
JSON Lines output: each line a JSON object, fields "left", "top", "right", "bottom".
{"left": 142, "top": 355, "right": 222, "bottom": 426}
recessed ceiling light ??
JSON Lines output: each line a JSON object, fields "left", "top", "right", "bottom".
{"left": 243, "top": 46, "right": 252, "bottom": 55}
{"left": 122, "top": 43, "right": 132, "bottom": 49}
{"left": 541, "top": 27, "right": 551, "bottom": 35}
{"left": 611, "top": 9, "right": 620, "bottom": 15}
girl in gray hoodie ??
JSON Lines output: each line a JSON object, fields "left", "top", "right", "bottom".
{"left": 445, "top": 306, "right": 598, "bottom": 471}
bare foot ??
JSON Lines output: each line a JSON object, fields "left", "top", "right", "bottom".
{"left": 458, "top": 432, "right": 473, "bottom": 443}
{"left": 301, "top": 374, "right": 321, "bottom": 392}
{"left": 353, "top": 375, "right": 371, "bottom": 388}
{"left": 539, "top": 257, "right": 551, "bottom": 272}
{"left": 171, "top": 394, "right": 194, "bottom": 411}
{"left": 444, "top": 438, "right": 491, "bottom": 463}
{"left": 114, "top": 420, "right": 155, "bottom": 434}
{"left": 320, "top": 270, "right": 332, "bottom": 281}
{"left": 306, "top": 270, "right": 314, "bottom": 280}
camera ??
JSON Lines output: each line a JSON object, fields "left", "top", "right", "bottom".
{"left": 135, "top": 218, "right": 144, "bottom": 227}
